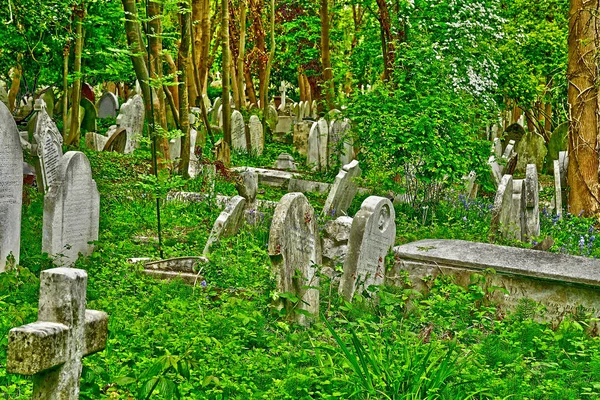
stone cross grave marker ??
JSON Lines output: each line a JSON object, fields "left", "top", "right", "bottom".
{"left": 323, "top": 160, "right": 361, "bottom": 218}
{"left": 339, "top": 196, "right": 396, "bottom": 301}
{"left": 524, "top": 164, "right": 540, "bottom": 241}
{"left": 268, "top": 193, "right": 321, "bottom": 326}
{"left": 43, "top": 151, "right": 100, "bottom": 266}
{"left": 278, "top": 81, "right": 290, "bottom": 110}
{"left": 248, "top": 115, "right": 264, "bottom": 155}
{"left": 34, "top": 102, "right": 64, "bottom": 191}
{"left": 97, "top": 92, "right": 119, "bottom": 119}
{"left": 231, "top": 109, "right": 247, "bottom": 151}
{"left": 0, "top": 101, "right": 23, "bottom": 272}
{"left": 491, "top": 174, "right": 514, "bottom": 239}
{"left": 203, "top": 195, "right": 247, "bottom": 255}
{"left": 7, "top": 268, "right": 108, "bottom": 399}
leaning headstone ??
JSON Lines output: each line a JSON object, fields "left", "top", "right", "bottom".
{"left": 33, "top": 103, "right": 64, "bottom": 191}
{"left": 43, "top": 151, "right": 100, "bottom": 266}
{"left": 490, "top": 174, "right": 514, "bottom": 239}
{"left": 97, "top": 92, "right": 119, "bottom": 119}
{"left": 203, "top": 195, "right": 246, "bottom": 254}
{"left": 117, "top": 94, "right": 145, "bottom": 153}
{"left": 553, "top": 160, "right": 563, "bottom": 220}
{"left": 515, "top": 131, "right": 547, "bottom": 173}
{"left": 329, "top": 118, "right": 353, "bottom": 167}
{"left": 502, "top": 123, "right": 525, "bottom": 153}
{"left": 558, "top": 151, "right": 568, "bottom": 206}
{"left": 509, "top": 179, "right": 525, "bottom": 241}
{"left": 85, "top": 132, "right": 109, "bottom": 152}
{"left": 323, "top": 160, "right": 362, "bottom": 218}
{"left": 0, "top": 102, "right": 23, "bottom": 272}
{"left": 339, "top": 196, "right": 396, "bottom": 301}
{"left": 268, "top": 193, "right": 321, "bottom": 326}
{"left": 488, "top": 156, "right": 503, "bottom": 186}
{"left": 80, "top": 98, "right": 98, "bottom": 133}
{"left": 103, "top": 127, "right": 128, "bottom": 153}
{"left": 274, "top": 153, "right": 297, "bottom": 171}
{"left": 231, "top": 110, "right": 247, "bottom": 151}
{"left": 523, "top": 164, "right": 540, "bottom": 240}
{"left": 235, "top": 169, "right": 258, "bottom": 204}
{"left": 248, "top": 115, "right": 264, "bottom": 155}
{"left": 7, "top": 268, "right": 108, "bottom": 398}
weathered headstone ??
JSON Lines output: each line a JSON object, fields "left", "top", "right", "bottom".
{"left": 203, "top": 195, "right": 247, "bottom": 254}
{"left": 80, "top": 98, "right": 98, "bottom": 133}
{"left": 231, "top": 110, "right": 247, "bottom": 151}
{"left": 524, "top": 164, "right": 540, "bottom": 240}
{"left": 103, "top": 127, "right": 127, "bottom": 153}
{"left": 266, "top": 104, "right": 278, "bottom": 130}
{"left": 515, "top": 131, "right": 547, "bottom": 173}
{"left": 317, "top": 118, "right": 329, "bottom": 169}
{"left": 235, "top": 169, "right": 258, "bottom": 204}
{"left": 307, "top": 119, "right": 329, "bottom": 171}
{"left": 33, "top": 104, "right": 64, "bottom": 191}
{"left": 7, "top": 268, "right": 108, "bottom": 398}
{"left": 274, "top": 116, "right": 293, "bottom": 140}
{"left": 293, "top": 121, "right": 311, "bottom": 156}
{"left": 339, "top": 196, "right": 396, "bottom": 301}
{"left": 117, "top": 94, "right": 145, "bottom": 153}
{"left": 558, "top": 151, "right": 568, "bottom": 206}
{"left": 491, "top": 174, "right": 514, "bottom": 239}
{"left": 546, "top": 122, "right": 568, "bottom": 172}
{"left": 311, "top": 100, "right": 318, "bottom": 119}
{"left": 85, "top": 132, "right": 109, "bottom": 152}
{"left": 248, "top": 115, "right": 264, "bottom": 155}
{"left": 488, "top": 156, "right": 503, "bottom": 186}
{"left": 322, "top": 216, "right": 353, "bottom": 268}
{"left": 43, "top": 151, "right": 100, "bottom": 266}
{"left": 0, "top": 101, "right": 23, "bottom": 272}
{"left": 553, "top": 160, "right": 563, "bottom": 220}
{"left": 329, "top": 118, "right": 353, "bottom": 167}
{"left": 268, "top": 193, "right": 321, "bottom": 325}
{"left": 97, "top": 92, "right": 119, "bottom": 119}
{"left": 509, "top": 179, "right": 525, "bottom": 241}
{"left": 323, "top": 160, "right": 362, "bottom": 218}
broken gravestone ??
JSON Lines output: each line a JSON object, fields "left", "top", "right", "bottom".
{"left": 491, "top": 174, "right": 515, "bottom": 240}
{"left": 524, "top": 164, "right": 540, "bottom": 241}
{"left": 322, "top": 160, "right": 361, "bottom": 218}
{"left": 203, "top": 195, "right": 247, "bottom": 255}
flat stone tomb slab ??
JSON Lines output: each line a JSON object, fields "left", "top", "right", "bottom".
{"left": 7, "top": 268, "right": 108, "bottom": 398}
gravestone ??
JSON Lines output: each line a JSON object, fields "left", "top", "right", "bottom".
{"left": 293, "top": 121, "right": 311, "bottom": 156}
{"left": 515, "top": 131, "right": 547, "bottom": 173}
{"left": 328, "top": 118, "right": 352, "bottom": 167}
{"left": 103, "top": 127, "right": 127, "bottom": 153}
{"left": 217, "top": 105, "right": 223, "bottom": 128}
{"left": 274, "top": 116, "right": 293, "bottom": 140}
{"left": 7, "top": 268, "right": 108, "bottom": 398}
{"left": 323, "top": 160, "right": 362, "bottom": 218}
{"left": 248, "top": 115, "right": 264, "bottom": 155}
{"left": 268, "top": 193, "right": 321, "bottom": 326}
{"left": 33, "top": 103, "right": 64, "bottom": 191}
{"left": 339, "top": 196, "right": 396, "bottom": 301}
{"left": 266, "top": 104, "right": 278, "bottom": 130}
{"left": 307, "top": 120, "right": 329, "bottom": 171}
{"left": 488, "top": 156, "right": 503, "bottom": 186}
{"left": 491, "top": 174, "right": 514, "bottom": 239}
{"left": 40, "top": 90, "right": 56, "bottom": 118}
{"left": 85, "top": 132, "right": 109, "bottom": 152}
{"left": 510, "top": 179, "right": 525, "bottom": 241}
{"left": 274, "top": 153, "right": 297, "bottom": 171}
{"left": 322, "top": 216, "right": 353, "bottom": 268}
{"left": 317, "top": 118, "right": 329, "bottom": 169}
{"left": 311, "top": 100, "right": 318, "bottom": 119}
{"left": 524, "top": 164, "right": 540, "bottom": 240}
{"left": 81, "top": 82, "right": 96, "bottom": 103}
{"left": 553, "top": 160, "right": 563, "bottom": 220}
{"left": 43, "top": 151, "right": 100, "bottom": 266}
{"left": 235, "top": 169, "right": 258, "bottom": 204}
{"left": 80, "top": 98, "right": 98, "bottom": 133}
{"left": 502, "top": 123, "right": 525, "bottom": 153}
{"left": 0, "top": 101, "right": 23, "bottom": 272}
{"left": 558, "top": 151, "right": 568, "bottom": 206}
{"left": 231, "top": 110, "right": 247, "bottom": 151}
{"left": 463, "top": 171, "right": 478, "bottom": 199}
{"left": 203, "top": 196, "right": 246, "bottom": 254}
{"left": 546, "top": 122, "right": 568, "bottom": 172}
{"left": 117, "top": 94, "right": 145, "bottom": 153}
{"left": 97, "top": 92, "right": 119, "bottom": 119}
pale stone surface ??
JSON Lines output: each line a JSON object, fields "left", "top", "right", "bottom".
{"left": 293, "top": 121, "right": 311, "bottom": 156}
{"left": 231, "top": 166, "right": 299, "bottom": 188}
{"left": 268, "top": 193, "right": 321, "bottom": 325}
{"left": 524, "top": 164, "right": 540, "bottom": 240}
{"left": 311, "top": 100, "right": 318, "bottom": 119}
{"left": 463, "top": 171, "right": 478, "bottom": 199}
{"left": 0, "top": 101, "right": 23, "bottom": 272}
{"left": 322, "top": 160, "right": 361, "bottom": 218}
{"left": 42, "top": 152, "right": 100, "bottom": 266}
{"left": 117, "top": 94, "right": 145, "bottom": 153}
{"left": 274, "top": 116, "right": 293, "bottom": 135}
{"left": 288, "top": 178, "right": 331, "bottom": 194}
{"left": 97, "top": 92, "right": 119, "bottom": 119}
{"left": 329, "top": 118, "right": 353, "bottom": 166}
{"left": 307, "top": 122, "right": 320, "bottom": 171}
{"left": 248, "top": 115, "right": 264, "bottom": 155}
{"left": 85, "top": 132, "right": 109, "bottom": 151}
{"left": 322, "top": 216, "right": 353, "bottom": 267}
{"left": 231, "top": 110, "right": 247, "bottom": 151}
{"left": 317, "top": 118, "right": 329, "bottom": 169}
{"left": 274, "top": 153, "right": 297, "bottom": 171}
{"left": 510, "top": 179, "right": 525, "bottom": 241}
{"left": 554, "top": 160, "right": 563, "bottom": 219}
{"left": 558, "top": 151, "right": 568, "bottom": 206}
{"left": 339, "top": 196, "right": 396, "bottom": 301}
{"left": 34, "top": 104, "right": 64, "bottom": 191}
{"left": 490, "top": 174, "right": 513, "bottom": 239}
{"left": 516, "top": 132, "right": 547, "bottom": 173}
{"left": 203, "top": 195, "right": 246, "bottom": 254}
{"left": 235, "top": 168, "right": 258, "bottom": 203}
{"left": 266, "top": 105, "right": 278, "bottom": 130}
{"left": 7, "top": 268, "right": 108, "bottom": 398}
{"left": 488, "top": 156, "right": 503, "bottom": 186}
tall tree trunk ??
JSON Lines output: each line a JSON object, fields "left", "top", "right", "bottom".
{"left": 320, "top": 0, "right": 334, "bottom": 110}
{"left": 66, "top": 2, "right": 85, "bottom": 146}
{"left": 148, "top": 1, "right": 168, "bottom": 133}
{"left": 164, "top": 53, "right": 180, "bottom": 110}
{"left": 178, "top": 0, "right": 192, "bottom": 177}
{"left": 567, "top": 0, "right": 600, "bottom": 216}
{"left": 262, "top": 0, "right": 275, "bottom": 125}
{"left": 199, "top": 0, "right": 211, "bottom": 94}
{"left": 222, "top": 0, "right": 232, "bottom": 150}
{"left": 375, "top": 0, "right": 394, "bottom": 82}
{"left": 250, "top": 0, "right": 267, "bottom": 108}
{"left": 62, "top": 45, "right": 69, "bottom": 137}
{"left": 244, "top": 68, "right": 257, "bottom": 105}
{"left": 236, "top": 1, "right": 247, "bottom": 109}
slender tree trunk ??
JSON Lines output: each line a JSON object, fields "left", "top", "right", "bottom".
{"left": 67, "top": 2, "right": 85, "bottom": 146}
{"left": 199, "top": 0, "right": 211, "bottom": 94}
{"left": 298, "top": 67, "right": 306, "bottom": 101}
{"left": 262, "top": 0, "right": 275, "bottom": 126}
{"left": 320, "top": 0, "right": 334, "bottom": 110}
{"left": 250, "top": 0, "right": 267, "bottom": 108}
{"left": 236, "top": 1, "right": 247, "bottom": 109}
{"left": 62, "top": 45, "right": 69, "bottom": 137}
{"left": 178, "top": 0, "right": 192, "bottom": 177}
{"left": 375, "top": 0, "right": 394, "bottom": 82}
{"left": 244, "top": 68, "right": 257, "bottom": 105}
{"left": 222, "top": 0, "right": 232, "bottom": 148}
{"left": 148, "top": 1, "right": 168, "bottom": 133}
{"left": 7, "top": 64, "right": 21, "bottom": 113}
{"left": 164, "top": 53, "right": 180, "bottom": 109}
{"left": 567, "top": 0, "right": 600, "bottom": 216}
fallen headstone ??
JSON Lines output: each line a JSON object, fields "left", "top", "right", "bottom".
{"left": 322, "top": 160, "right": 361, "bottom": 218}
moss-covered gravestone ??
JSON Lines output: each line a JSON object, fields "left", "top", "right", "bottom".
{"left": 546, "top": 122, "right": 568, "bottom": 173}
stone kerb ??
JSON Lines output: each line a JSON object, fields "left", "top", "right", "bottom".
{"left": 322, "top": 160, "right": 361, "bottom": 218}
{"left": 0, "top": 101, "right": 23, "bottom": 271}
{"left": 7, "top": 268, "right": 108, "bottom": 398}
{"left": 268, "top": 193, "right": 321, "bottom": 326}
{"left": 42, "top": 151, "right": 100, "bottom": 266}
{"left": 34, "top": 103, "right": 64, "bottom": 191}
{"left": 339, "top": 196, "right": 396, "bottom": 301}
